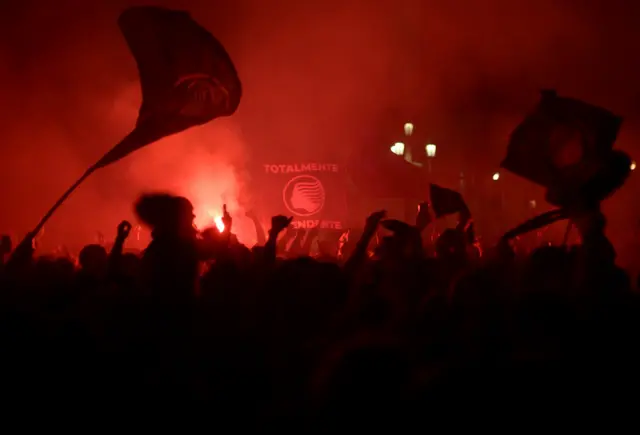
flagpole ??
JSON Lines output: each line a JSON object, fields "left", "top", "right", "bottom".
{"left": 502, "top": 209, "right": 567, "bottom": 241}
{"left": 30, "top": 166, "right": 97, "bottom": 237}
{"left": 26, "top": 131, "right": 142, "bottom": 238}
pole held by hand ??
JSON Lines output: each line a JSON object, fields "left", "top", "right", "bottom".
{"left": 30, "top": 166, "right": 97, "bottom": 237}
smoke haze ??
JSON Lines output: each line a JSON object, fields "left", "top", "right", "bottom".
{"left": 0, "top": 0, "right": 639, "bottom": 249}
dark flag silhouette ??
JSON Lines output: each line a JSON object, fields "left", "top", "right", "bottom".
{"left": 97, "top": 6, "right": 242, "bottom": 168}
{"left": 429, "top": 184, "right": 468, "bottom": 218}
{"left": 501, "top": 90, "right": 622, "bottom": 197}
{"left": 27, "top": 6, "right": 242, "bottom": 236}
{"left": 500, "top": 90, "right": 631, "bottom": 241}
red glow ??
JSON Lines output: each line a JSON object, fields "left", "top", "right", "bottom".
{"left": 203, "top": 210, "right": 225, "bottom": 233}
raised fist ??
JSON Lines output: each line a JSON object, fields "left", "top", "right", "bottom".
{"left": 271, "top": 215, "right": 293, "bottom": 234}
{"left": 117, "top": 220, "right": 133, "bottom": 240}
{"left": 365, "top": 210, "right": 386, "bottom": 232}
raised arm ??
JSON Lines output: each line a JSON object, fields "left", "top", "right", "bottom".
{"left": 265, "top": 215, "right": 293, "bottom": 264}
{"left": 108, "top": 220, "right": 132, "bottom": 279}
{"left": 344, "top": 210, "right": 386, "bottom": 274}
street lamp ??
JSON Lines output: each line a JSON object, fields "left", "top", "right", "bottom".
{"left": 404, "top": 122, "right": 414, "bottom": 136}
{"left": 424, "top": 144, "right": 437, "bottom": 173}
{"left": 631, "top": 161, "right": 636, "bottom": 171}
{"left": 492, "top": 172, "right": 504, "bottom": 211}
{"left": 390, "top": 142, "right": 405, "bottom": 156}
{"left": 425, "top": 143, "right": 436, "bottom": 158}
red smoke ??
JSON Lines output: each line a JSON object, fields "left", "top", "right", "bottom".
{"left": 0, "top": 0, "right": 639, "bottom": 254}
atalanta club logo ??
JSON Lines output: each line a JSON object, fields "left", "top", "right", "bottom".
{"left": 282, "top": 175, "right": 326, "bottom": 217}
{"left": 174, "top": 73, "right": 230, "bottom": 119}
{"left": 550, "top": 124, "right": 592, "bottom": 168}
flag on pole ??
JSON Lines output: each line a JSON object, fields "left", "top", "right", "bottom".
{"left": 501, "top": 90, "right": 622, "bottom": 190}
{"left": 429, "top": 184, "right": 467, "bottom": 218}
{"left": 96, "top": 6, "right": 242, "bottom": 169}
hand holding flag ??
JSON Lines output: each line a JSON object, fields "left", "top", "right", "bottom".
{"left": 429, "top": 184, "right": 469, "bottom": 218}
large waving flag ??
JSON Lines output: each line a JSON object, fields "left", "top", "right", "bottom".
{"left": 501, "top": 90, "right": 622, "bottom": 191}
{"left": 499, "top": 90, "right": 630, "bottom": 242}
{"left": 26, "top": 7, "right": 242, "bottom": 237}
{"left": 96, "top": 6, "right": 242, "bottom": 168}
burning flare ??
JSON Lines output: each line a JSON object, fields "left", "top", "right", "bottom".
{"left": 214, "top": 215, "right": 225, "bottom": 233}
{"left": 206, "top": 210, "right": 225, "bottom": 232}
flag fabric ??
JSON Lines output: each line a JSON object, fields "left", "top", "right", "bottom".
{"left": 546, "top": 149, "right": 632, "bottom": 207}
{"left": 429, "top": 184, "right": 467, "bottom": 218}
{"left": 501, "top": 90, "right": 622, "bottom": 190}
{"left": 96, "top": 6, "right": 242, "bottom": 169}
{"left": 255, "top": 162, "right": 348, "bottom": 230}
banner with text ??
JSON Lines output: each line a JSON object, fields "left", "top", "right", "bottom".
{"left": 256, "top": 162, "right": 347, "bottom": 230}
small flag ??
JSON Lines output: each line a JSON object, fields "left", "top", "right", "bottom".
{"left": 429, "top": 184, "right": 467, "bottom": 218}
{"left": 96, "top": 6, "right": 242, "bottom": 169}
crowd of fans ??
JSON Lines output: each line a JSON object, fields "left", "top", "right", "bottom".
{"left": 0, "top": 192, "right": 638, "bottom": 425}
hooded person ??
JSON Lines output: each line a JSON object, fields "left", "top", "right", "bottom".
{"left": 135, "top": 193, "right": 200, "bottom": 303}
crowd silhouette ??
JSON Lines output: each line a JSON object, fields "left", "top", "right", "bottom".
{"left": 1, "top": 191, "right": 638, "bottom": 425}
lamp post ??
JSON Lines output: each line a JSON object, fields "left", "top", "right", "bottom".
{"left": 492, "top": 172, "right": 504, "bottom": 210}
{"left": 404, "top": 122, "right": 414, "bottom": 137}
{"left": 390, "top": 142, "right": 405, "bottom": 156}
{"left": 390, "top": 124, "right": 437, "bottom": 172}
{"left": 425, "top": 143, "right": 436, "bottom": 173}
